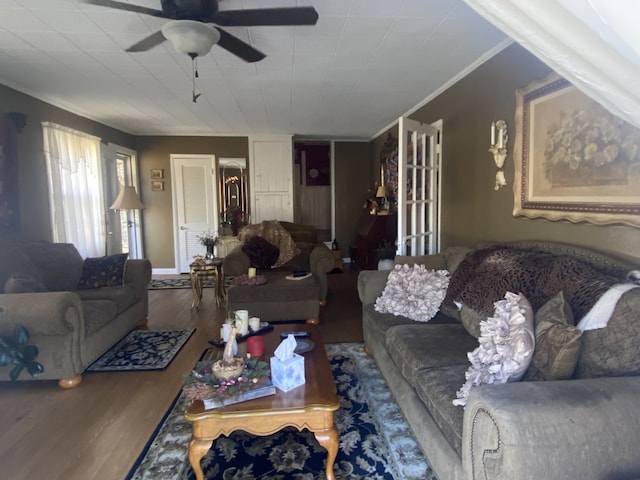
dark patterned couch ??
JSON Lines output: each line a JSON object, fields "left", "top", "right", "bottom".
{"left": 0, "top": 241, "right": 151, "bottom": 388}
{"left": 359, "top": 240, "right": 640, "bottom": 480}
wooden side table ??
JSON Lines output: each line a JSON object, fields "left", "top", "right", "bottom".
{"left": 189, "top": 260, "right": 226, "bottom": 309}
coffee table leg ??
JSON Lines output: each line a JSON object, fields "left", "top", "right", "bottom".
{"left": 188, "top": 436, "right": 213, "bottom": 480}
{"left": 314, "top": 426, "right": 339, "bottom": 480}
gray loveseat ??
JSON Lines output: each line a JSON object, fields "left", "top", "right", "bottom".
{"left": 359, "top": 241, "right": 640, "bottom": 480}
{"left": 0, "top": 241, "right": 151, "bottom": 388}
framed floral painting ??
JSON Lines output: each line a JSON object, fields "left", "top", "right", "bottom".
{"left": 513, "top": 73, "right": 640, "bottom": 227}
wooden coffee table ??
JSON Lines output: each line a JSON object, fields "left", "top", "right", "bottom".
{"left": 184, "top": 324, "right": 340, "bottom": 480}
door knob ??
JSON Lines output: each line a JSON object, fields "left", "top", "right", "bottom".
{"left": 180, "top": 226, "right": 187, "bottom": 230}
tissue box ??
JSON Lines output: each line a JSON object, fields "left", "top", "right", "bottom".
{"left": 270, "top": 353, "right": 305, "bottom": 392}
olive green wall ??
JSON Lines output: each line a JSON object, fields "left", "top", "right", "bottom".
{"left": 135, "top": 136, "right": 249, "bottom": 269}
{"left": 375, "top": 43, "right": 640, "bottom": 262}
{"left": 0, "top": 84, "right": 135, "bottom": 242}
{"left": 334, "top": 141, "right": 371, "bottom": 255}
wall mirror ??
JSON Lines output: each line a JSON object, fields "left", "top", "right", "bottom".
{"left": 218, "top": 157, "right": 248, "bottom": 235}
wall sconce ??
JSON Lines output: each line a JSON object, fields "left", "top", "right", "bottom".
{"left": 489, "top": 120, "right": 508, "bottom": 190}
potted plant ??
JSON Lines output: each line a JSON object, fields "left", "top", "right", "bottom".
{"left": 0, "top": 308, "right": 44, "bottom": 380}
{"left": 376, "top": 240, "right": 396, "bottom": 270}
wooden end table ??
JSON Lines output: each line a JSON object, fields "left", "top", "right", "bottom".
{"left": 184, "top": 324, "right": 340, "bottom": 480}
{"left": 189, "top": 259, "right": 226, "bottom": 309}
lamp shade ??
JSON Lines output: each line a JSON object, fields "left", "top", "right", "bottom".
{"left": 161, "top": 20, "right": 220, "bottom": 57}
{"left": 376, "top": 186, "right": 387, "bottom": 197}
{"left": 110, "top": 186, "right": 144, "bottom": 210}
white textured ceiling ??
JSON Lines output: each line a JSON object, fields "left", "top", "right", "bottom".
{"left": 0, "top": 0, "right": 508, "bottom": 139}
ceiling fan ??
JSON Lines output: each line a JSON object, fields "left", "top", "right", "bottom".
{"left": 84, "top": 0, "right": 319, "bottom": 62}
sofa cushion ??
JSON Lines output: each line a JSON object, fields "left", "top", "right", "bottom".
{"left": 0, "top": 243, "right": 41, "bottom": 293}
{"left": 77, "top": 285, "right": 138, "bottom": 314}
{"left": 574, "top": 289, "right": 640, "bottom": 378}
{"left": 454, "top": 293, "right": 535, "bottom": 407}
{"left": 386, "top": 323, "right": 477, "bottom": 388}
{"left": 525, "top": 291, "right": 582, "bottom": 381}
{"left": 374, "top": 264, "right": 449, "bottom": 322}
{"left": 78, "top": 253, "right": 128, "bottom": 289}
{"left": 3, "top": 271, "right": 47, "bottom": 293}
{"left": 459, "top": 305, "right": 485, "bottom": 338}
{"left": 24, "top": 242, "right": 84, "bottom": 291}
{"left": 82, "top": 299, "right": 118, "bottom": 336}
{"left": 415, "top": 365, "right": 468, "bottom": 456}
{"left": 280, "top": 242, "right": 314, "bottom": 270}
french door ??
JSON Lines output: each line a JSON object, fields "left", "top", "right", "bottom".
{"left": 397, "top": 117, "right": 442, "bottom": 256}
{"left": 103, "top": 144, "right": 143, "bottom": 258}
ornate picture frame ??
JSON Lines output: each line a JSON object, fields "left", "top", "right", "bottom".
{"left": 513, "top": 73, "right": 640, "bottom": 227}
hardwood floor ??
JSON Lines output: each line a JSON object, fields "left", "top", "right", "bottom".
{"left": 0, "top": 266, "right": 363, "bottom": 480}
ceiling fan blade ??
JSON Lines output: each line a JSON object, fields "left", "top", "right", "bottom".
{"left": 212, "top": 7, "right": 318, "bottom": 27}
{"left": 126, "top": 30, "right": 167, "bottom": 52}
{"left": 83, "top": 0, "right": 169, "bottom": 19}
{"left": 216, "top": 28, "right": 265, "bottom": 63}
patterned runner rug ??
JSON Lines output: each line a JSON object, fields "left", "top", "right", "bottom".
{"left": 148, "top": 277, "right": 235, "bottom": 290}
{"left": 87, "top": 329, "right": 195, "bottom": 372}
{"left": 126, "top": 343, "right": 436, "bottom": 479}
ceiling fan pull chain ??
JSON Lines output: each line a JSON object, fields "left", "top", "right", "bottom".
{"left": 191, "top": 54, "right": 201, "bottom": 103}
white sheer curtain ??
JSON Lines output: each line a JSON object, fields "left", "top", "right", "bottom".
{"left": 42, "top": 122, "right": 105, "bottom": 258}
{"left": 464, "top": 0, "right": 640, "bottom": 129}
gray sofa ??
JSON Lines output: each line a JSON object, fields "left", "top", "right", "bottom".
{"left": 223, "top": 220, "right": 335, "bottom": 303}
{"left": 0, "top": 241, "right": 151, "bottom": 388}
{"left": 359, "top": 241, "right": 640, "bottom": 480}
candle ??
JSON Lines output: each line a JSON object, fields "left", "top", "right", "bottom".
{"left": 498, "top": 128, "right": 504, "bottom": 149}
{"left": 491, "top": 122, "right": 496, "bottom": 146}
{"left": 248, "top": 267, "right": 256, "bottom": 278}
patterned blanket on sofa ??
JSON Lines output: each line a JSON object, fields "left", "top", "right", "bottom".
{"left": 443, "top": 245, "right": 625, "bottom": 321}
{"left": 238, "top": 220, "right": 301, "bottom": 268}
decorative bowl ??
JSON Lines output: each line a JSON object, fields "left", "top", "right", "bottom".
{"left": 212, "top": 358, "right": 245, "bottom": 380}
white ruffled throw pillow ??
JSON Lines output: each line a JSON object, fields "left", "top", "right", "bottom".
{"left": 375, "top": 264, "right": 450, "bottom": 322}
{"left": 453, "top": 292, "right": 535, "bottom": 407}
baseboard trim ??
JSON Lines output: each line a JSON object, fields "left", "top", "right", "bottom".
{"left": 152, "top": 267, "right": 180, "bottom": 275}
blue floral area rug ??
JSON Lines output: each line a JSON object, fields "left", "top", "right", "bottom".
{"left": 126, "top": 343, "right": 436, "bottom": 480}
{"left": 87, "top": 329, "right": 195, "bottom": 372}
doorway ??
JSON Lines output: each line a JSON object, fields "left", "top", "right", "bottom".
{"left": 170, "top": 154, "right": 218, "bottom": 273}
{"left": 293, "top": 141, "right": 332, "bottom": 243}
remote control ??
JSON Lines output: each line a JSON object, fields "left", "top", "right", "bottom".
{"left": 280, "top": 331, "right": 310, "bottom": 338}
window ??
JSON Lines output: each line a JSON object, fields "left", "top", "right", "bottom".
{"left": 42, "top": 122, "right": 104, "bottom": 258}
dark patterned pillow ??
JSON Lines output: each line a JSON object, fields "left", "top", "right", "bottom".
{"left": 241, "top": 236, "right": 280, "bottom": 269}
{"left": 574, "top": 288, "right": 640, "bottom": 378}
{"left": 525, "top": 291, "right": 582, "bottom": 381}
{"left": 78, "top": 253, "right": 128, "bottom": 289}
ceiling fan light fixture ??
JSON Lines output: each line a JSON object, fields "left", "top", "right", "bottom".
{"left": 161, "top": 20, "right": 220, "bottom": 57}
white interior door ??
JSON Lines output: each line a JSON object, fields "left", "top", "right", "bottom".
{"left": 397, "top": 117, "right": 442, "bottom": 256}
{"left": 249, "top": 136, "right": 293, "bottom": 223}
{"left": 171, "top": 154, "right": 217, "bottom": 273}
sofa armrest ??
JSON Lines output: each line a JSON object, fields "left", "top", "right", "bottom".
{"left": 0, "top": 292, "right": 83, "bottom": 336}
{"left": 222, "top": 246, "right": 251, "bottom": 276}
{"left": 124, "top": 259, "right": 151, "bottom": 292}
{"left": 357, "top": 270, "right": 390, "bottom": 305}
{"left": 124, "top": 259, "right": 151, "bottom": 315}
{"left": 463, "top": 377, "right": 640, "bottom": 480}
{"left": 309, "top": 243, "right": 335, "bottom": 301}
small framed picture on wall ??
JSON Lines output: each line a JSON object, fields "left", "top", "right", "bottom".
{"left": 151, "top": 180, "right": 164, "bottom": 191}
{"left": 150, "top": 168, "right": 164, "bottom": 180}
